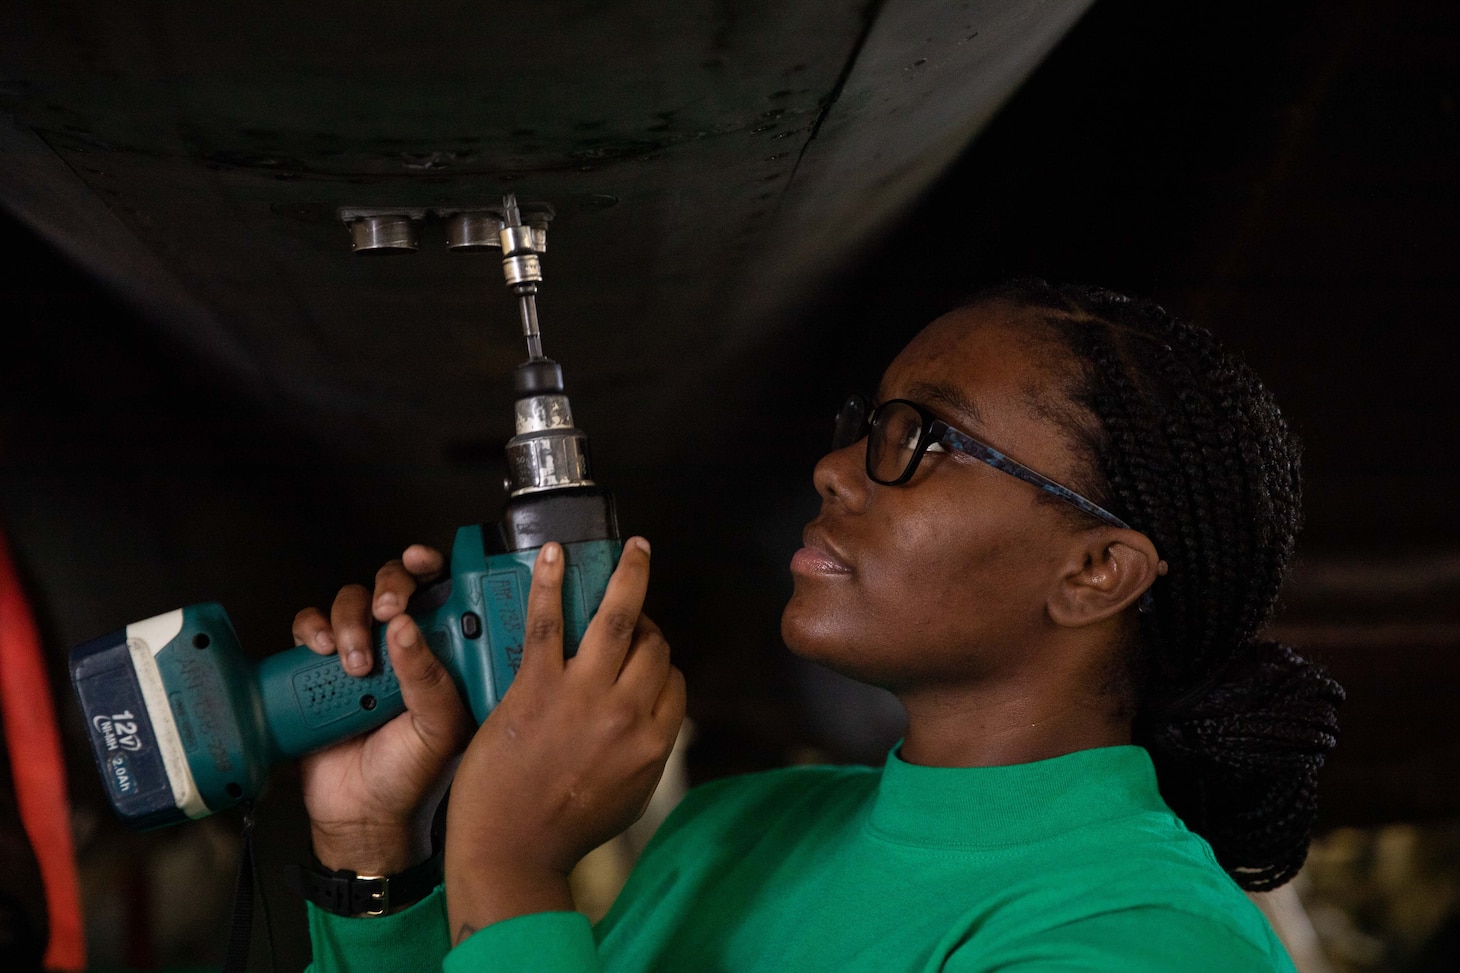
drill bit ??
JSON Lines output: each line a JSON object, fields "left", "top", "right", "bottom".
{"left": 499, "top": 194, "right": 545, "bottom": 361}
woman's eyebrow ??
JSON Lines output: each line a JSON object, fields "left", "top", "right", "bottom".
{"left": 902, "top": 381, "right": 984, "bottom": 427}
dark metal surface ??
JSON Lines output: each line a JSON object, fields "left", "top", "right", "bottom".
{"left": 0, "top": 0, "right": 1093, "bottom": 474}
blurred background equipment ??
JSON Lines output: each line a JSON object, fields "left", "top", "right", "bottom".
{"left": 0, "top": 527, "right": 84, "bottom": 970}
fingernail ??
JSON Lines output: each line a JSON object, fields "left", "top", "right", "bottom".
{"left": 396, "top": 623, "right": 417, "bottom": 648}
{"left": 543, "top": 543, "right": 560, "bottom": 564}
{"left": 376, "top": 592, "right": 399, "bottom": 613}
{"left": 633, "top": 537, "right": 651, "bottom": 555}
{"left": 346, "top": 650, "right": 366, "bottom": 672}
{"left": 315, "top": 631, "right": 335, "bottom": 652}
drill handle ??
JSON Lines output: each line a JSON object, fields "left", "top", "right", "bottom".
{"left": 255, "top": 623, "right": 408, "bottom": 760}
{"left": 254, "top": 571, "right": 472, "bottom": 759}
{"left": 252, "top": 533, "right": 622, "bottom": 760}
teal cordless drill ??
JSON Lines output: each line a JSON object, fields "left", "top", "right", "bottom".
{"left": 70, "top": 196, "right": 622, "bottom": 829}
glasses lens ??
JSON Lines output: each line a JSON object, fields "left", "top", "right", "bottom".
{"left": 832, "top": 395, "right": 869, "bottom": 451}
{"left": 868, "top": 401, "right": 925, "bottom": 483}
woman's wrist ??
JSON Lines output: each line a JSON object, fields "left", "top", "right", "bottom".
{"left": 310, "top": 820, "right": 433, "bottom": 875}
{"left": 445, "top": 856, "right": 574, "bottom": 945}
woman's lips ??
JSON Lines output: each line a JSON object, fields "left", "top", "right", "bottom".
{"left": 791, "top": 529, "right": 852, "bottom": 575}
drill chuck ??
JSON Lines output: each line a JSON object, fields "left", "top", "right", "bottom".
{"left": 506, "top": 359, "right": 595, "bottom": 496}
{"left": 494, "top": 194, "right": 596, "bottom": 498}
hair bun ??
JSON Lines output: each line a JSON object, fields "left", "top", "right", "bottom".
{"left": 1143, "top": 640, "right": 1345, "bottom": 891}
{"left": 1151, "top": 641, "right": 1344, "bottom": 772}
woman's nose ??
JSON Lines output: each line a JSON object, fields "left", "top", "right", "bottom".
{"left": 813, "top": 438, "right": 870, "bottom": 512}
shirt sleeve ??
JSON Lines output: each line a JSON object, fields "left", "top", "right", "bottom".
{"left": 305, "top": 885, "right": 451, "bottom": 973}
{"left": 443, "top": 911, "right": 603, "bottom": 973}
{"left": 944, "top": 906, "right": 1297, "bottom": 973}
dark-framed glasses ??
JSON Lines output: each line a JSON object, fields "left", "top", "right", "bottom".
{"left": 832, "top": 393, "right": 1132, "bottom": 530}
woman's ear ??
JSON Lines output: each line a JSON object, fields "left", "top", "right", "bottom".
{"left": 1047, "top": 530, "right": 1164, "bottom": 629}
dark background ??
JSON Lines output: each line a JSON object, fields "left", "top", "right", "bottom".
{"left": 1, "top": 0, "right": 1458, "bottom": 965}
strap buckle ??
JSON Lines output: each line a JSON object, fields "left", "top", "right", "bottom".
{"left": 287, "top": 850, "right": 441, "bottom": 918}
{"left": 355, "top": 874, "right": 389, "bottom": 917}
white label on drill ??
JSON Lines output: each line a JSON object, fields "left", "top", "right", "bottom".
{"left": 126, "top": 611, "right": 209, "bottom": 819}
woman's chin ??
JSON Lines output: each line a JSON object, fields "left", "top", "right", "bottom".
{"left": 781, "top": 600, "right": 861, "bottom": 672}
{"left": 779, "top": 591, "right": 833, "bottom": 656}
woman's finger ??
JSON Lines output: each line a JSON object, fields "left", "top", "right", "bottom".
{"left": 292, "top": 606, "right": 336, "bottom": 656}
{"left": 373, "top": 559, "right": 419, "bottom": 621}
{"left": 520, "top": 542, "right": 567, "bottom": 678}
{"left": 330, "top": 583, "right": 375, "bottom": 676}
{"left": 615, "top": 616, "right": 672, "bottom": 699}
{"left": 652, "top": 665, "right": 688, "bottom": 734}
{"left": 386, "top": 614, "right": 473, "bottom": 752}
{"left": 401, "top": 544, "right": 446, "bottom": 582}
{"left": 576, "top": 537, "right": 652, "bottom": 682}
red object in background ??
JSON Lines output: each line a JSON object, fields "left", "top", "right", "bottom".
{"left": 0, "top": 528, "right": 85, "bottom": 971}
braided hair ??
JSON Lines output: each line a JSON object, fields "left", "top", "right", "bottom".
{"left": 975, "top": 279, "right": 1344, "bottom": 892}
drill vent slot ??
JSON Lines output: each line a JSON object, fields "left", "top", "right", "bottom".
{"left": 292, "top": 652, "right": 402, "bottom": 728}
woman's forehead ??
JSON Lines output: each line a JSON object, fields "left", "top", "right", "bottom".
{"left": 882, "top": 306, "right": 1054, "bottom": 415}
{"left": 880, "top": 304, "right": 1095, "bottom": 486}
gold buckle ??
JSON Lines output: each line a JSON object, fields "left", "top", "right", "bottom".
{"left": 357, "top": 874, "right": 388, "bottom": 917}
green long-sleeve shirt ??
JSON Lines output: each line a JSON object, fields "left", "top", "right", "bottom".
{"left": 309, "top": 745, "right": 1296, "bottom": 971}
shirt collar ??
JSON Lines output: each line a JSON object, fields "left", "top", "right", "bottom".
{"left": 866, "top": 744, "right": 1172, "bottom": 849}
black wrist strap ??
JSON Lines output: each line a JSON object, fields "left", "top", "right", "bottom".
{"left": 223, "top": 802, "right": 272, "bottom": 973}
{"left": 286, "top": 849, "right": 442, "bottom": 917}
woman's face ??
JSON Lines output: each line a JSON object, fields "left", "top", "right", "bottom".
{"left": 781, "top": 303, "right": 1097, "bottom": 695}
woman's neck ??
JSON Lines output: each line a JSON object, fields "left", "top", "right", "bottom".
{"left": 896, "top": 679, "right": 1131, "bottom": 768}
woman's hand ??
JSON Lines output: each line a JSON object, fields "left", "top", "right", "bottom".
{"left": 445, "top": 537, "right": 686, "bottom": 940}
{"left": 293, "top": 545, "right": 474, "bottom": 875}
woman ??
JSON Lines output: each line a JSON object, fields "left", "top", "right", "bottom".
{"left": 291, "top": 281, "right": 1342, "bottom": 971}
